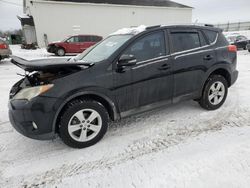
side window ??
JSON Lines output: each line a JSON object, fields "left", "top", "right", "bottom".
{"left": 66, "top": 37, "right": 74, "bottom": 43}
{"left": 67, "top": 36, "right": 79, "bottom": 43}
{"left": 79, "top": 36, "right": 91, "bottom": 42}
{"left": 171, "top": 31, "right": 201, "bottom": 52}
{"left": 203, "top": 30, "right": 218, "bottom": 44}
{"left": 122, "top": 31, "right": 166, "bottom": 62}
{"left": 237, "top": 35, "right": 247, "bottom": 41}
{"left": 91, "top": 36, "right": 102, "bottom": 42}
{"left": 199, "top": 31, "right": 207, "bottom": 46}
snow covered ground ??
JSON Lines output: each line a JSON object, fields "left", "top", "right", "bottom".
{"left": 0, "top": 45, "right": 250, "bottom": 188}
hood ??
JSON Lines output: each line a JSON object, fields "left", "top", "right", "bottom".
{"left": 48, "top": 41, "right": 63, "bottom": 46}
{"left": 10, "top": 56, "right": 94, "bottom": 72}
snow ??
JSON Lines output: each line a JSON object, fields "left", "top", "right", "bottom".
{"left": 110, "top": 25, "right": 147, "bottom": 35}
{"left": 17, "top": 14, "right": 30, "bottom": 19}
{"left": 1, "top": 46, "right": 250, "bottom": 187}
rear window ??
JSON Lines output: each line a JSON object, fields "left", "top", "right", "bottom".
{"left": 203, "top": 30, "right": 218, "bottom": 44}
{"left": 171, "top": 31, "right": 201, "bottom": 52}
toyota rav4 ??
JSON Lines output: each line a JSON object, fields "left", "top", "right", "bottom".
{"left": 9, "top": 25, "right": 238, "bottom": 148}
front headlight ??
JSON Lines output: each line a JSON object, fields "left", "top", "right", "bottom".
{"left": 13, "top": 84, "right": 54, "bottom": 101}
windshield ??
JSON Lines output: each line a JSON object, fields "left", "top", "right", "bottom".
{"left": 226, "top": 36, "right": 237, "bottom": 43}
{"left": 75, "top": 35, "right": 133, "bottom": 62}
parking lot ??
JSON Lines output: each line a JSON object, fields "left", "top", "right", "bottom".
{"left": 0, "top": 46, "right": 250, "bottom": 188}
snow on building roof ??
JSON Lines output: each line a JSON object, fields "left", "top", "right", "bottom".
{"left": 45, "top": 0, "right": 192, "bottom": 8}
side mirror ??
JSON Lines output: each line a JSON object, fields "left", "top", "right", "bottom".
{"left": 118, "top": 54, "right": 136, "bottom": 67}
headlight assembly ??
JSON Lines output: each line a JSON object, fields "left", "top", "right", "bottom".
{"left": 13, "top": 84, "right": 54, "bottom": 101}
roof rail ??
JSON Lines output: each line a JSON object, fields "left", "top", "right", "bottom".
{"left": 204, "top": 24, "right": 214, "bottom": 27}
{"left": 146, "top": 25, "right": 161, "bottom": 30}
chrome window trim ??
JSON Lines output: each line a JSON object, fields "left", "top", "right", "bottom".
{"left": 116, "top": 31, "right": 219, "bottom": 69}
{"left": 171, "top": 32, "right": 218, "bottom": 56}
{"left": 132, "top": 56, "right": 170, "bottom": 70}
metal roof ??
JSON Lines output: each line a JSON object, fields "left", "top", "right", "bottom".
{"left": 46, "top": 0, "right": 192, "bottom": 8}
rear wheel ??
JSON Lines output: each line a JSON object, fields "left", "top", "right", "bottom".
{"left": 56, "top": 48, "right": 65, "bottom": 56}
{"left": 199, "top": 75, "right": 228, "bottom": 110}
{"left": 59, "top": 99, "right": 109, "bottom": 148}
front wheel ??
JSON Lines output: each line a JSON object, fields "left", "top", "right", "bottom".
{"left": 56, "top": 48, "right": 65, "bottom": 56}
{"left": 59, "top": 99, "right": 109, "bottom": 148}
{"left": 199, "top": 75, "right": 228, "bottom": 110}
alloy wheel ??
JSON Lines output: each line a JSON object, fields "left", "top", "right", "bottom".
{"left": 68, "top": 109, "right": 102, "bottom": 142}
{"left": 208, "top": 81, "right": 225, "bottom": 105}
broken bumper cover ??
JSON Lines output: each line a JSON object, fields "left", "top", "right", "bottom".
{"left": 8, "top": 97, "right": 58, "bottom": 140}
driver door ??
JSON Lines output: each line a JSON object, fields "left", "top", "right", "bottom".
{"left": 113, "top": 30, "right": 173, "bottom": 115}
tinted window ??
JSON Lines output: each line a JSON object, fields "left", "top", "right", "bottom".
{"left": 203, "top": 30, "right": 218, "bottom": 44}
{"left": 171, "top": 32, "right": 201, "bottom": 52}
{"left": 79, "top": 36, "right": 92, "bottom": 42}
{"left": 199, "top": 32, "right": 207, "bottom": 46}
{"left": 122, "top": 31, "right": 166, "bottom": 62}
{"left": 236, "top": 35, "right": 247, "bottom": 41}
{"left": 92, "top": 36, "right": 102, "bottom": 42}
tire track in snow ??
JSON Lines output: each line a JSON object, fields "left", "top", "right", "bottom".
{"left": 18, "top": 106, "right": 250, "bottom": 188}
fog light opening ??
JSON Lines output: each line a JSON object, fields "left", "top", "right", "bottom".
{"left": 32, "top": 122, "right": 38, "bottom": 130}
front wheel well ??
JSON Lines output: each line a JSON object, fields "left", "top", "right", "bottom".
{"left": 209, "top": 68, "right": 231, "bottom": 87}
{"left": 55, "top": 94, "right": 116, "bottom": 133}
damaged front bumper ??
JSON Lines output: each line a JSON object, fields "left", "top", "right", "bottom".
{"left": 8, "top": 97, "right": 58, "bottom": 140}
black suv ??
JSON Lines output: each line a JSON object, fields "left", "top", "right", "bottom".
{"left": 9, "top": 25, "right": 238, "bottom": 148}
{"left": 226, "top": 34, "right": 250, "bottom": 50}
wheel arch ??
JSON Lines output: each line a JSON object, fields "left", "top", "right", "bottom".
{"left": 199, "top": 65, "right": 232, "bottom": 98}
{"left": 52, "top": 91, "right": 120, "bottom": 133}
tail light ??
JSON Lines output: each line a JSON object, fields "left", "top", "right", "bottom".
{"left": 0, "top": 43, "right": 8, "bottom": 49}
{"left": 228, "top": 45, "right": 237, "bottom": 52}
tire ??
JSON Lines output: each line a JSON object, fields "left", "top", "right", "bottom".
{"left": 248, "top": 49, "right": 250, "bottom": 53}
{"left": 56, "top": 48, "right": 65, "bottom": 56}
{"left": 199, "top": 75, "right": 228, "bottom": 110}
{"left": 59, "top": 99, "right": 109, "bottom": 148}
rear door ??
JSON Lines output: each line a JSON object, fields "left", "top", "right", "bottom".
{"left": 78, "top": 36, "right": 95, "bottom": 52}
{"left": 169, "top": 28, "right": 214, "bottom": 101}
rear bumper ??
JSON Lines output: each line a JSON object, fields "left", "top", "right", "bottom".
{"left": 8, "top": 97, "right": 58, "bottom": 140}
{"left": 247, "top": 44, "right": 250, "bottom": 50}
{"left": 231, "top": 70, "right": 239, "bottom": 86}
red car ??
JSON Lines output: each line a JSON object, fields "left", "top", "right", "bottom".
{"left": 47, "top": 35, "right": 103, "bottom": 56}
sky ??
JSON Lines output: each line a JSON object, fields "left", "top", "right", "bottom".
{"left": 0, "top": 0, "right": 250, "bottom": 31}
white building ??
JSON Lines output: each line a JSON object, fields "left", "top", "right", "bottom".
{"left": 19, "top": 0, "right": 192, "bottom": 47}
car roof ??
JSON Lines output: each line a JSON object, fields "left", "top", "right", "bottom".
{"left": 152, "top": 25, "right": 222, "bottom": 32}
{"left": 111, "top": 25, "right": 222, "bottom": 37}
{"left": 72, "top": 34, "right": 102, "bottom": 37}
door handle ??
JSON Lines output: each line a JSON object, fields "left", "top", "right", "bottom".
{"left": 158, "top": 63, "right": 170, "bottom": 70}
{"left": 204, "top": 55, "right": 213, "bottom": 61}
